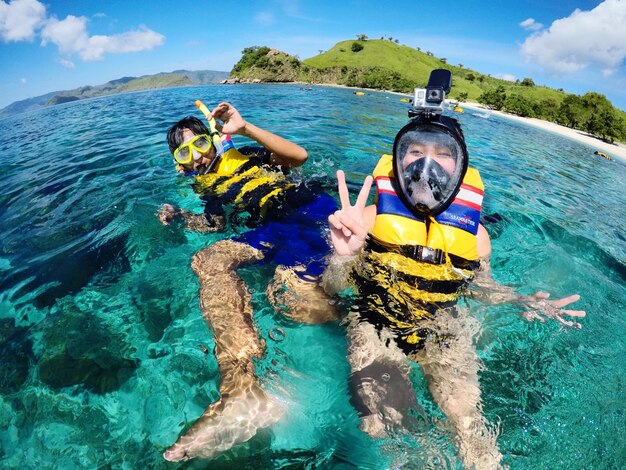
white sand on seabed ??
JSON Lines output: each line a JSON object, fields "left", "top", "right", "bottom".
{"left": 454, "top": 101, "right": 626, "bottom": 164}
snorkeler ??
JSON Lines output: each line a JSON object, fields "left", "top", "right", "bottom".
{"left": 319, "top": 76, "right": 586, "bottom": 469}
{"left": 159, "top": 100, "right": 308, "bottom": 229}
{"left": 160, "top": 101, "right": 338, "bottom": 462}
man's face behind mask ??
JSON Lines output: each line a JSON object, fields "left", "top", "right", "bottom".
{"left": 393, "top": 123, "right": 467, "bottom": 217}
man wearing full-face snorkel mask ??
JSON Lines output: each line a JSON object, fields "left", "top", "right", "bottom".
{"left": 318, "top": 70, "right": 586, "bottom": 469}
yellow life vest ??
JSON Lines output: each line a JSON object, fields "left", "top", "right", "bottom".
{"left": 371, "top": 154, "right": 484, "bottom": 263}
{"left": 352, "top": 155, "right": 485, "bottom": 352}
{"left": 192, "top": 135, "right": 295, "bottom": 221}
{"left": 211, "top": 134, "right": 249, "bottom": 175}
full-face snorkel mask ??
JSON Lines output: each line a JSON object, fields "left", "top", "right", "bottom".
{"left": 392, "top": 68, "right": 469, "bottom": 218}
{"left": 392, "top": 116, "right": 468, "bottom": 218}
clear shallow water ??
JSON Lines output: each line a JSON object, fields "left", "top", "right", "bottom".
{"left": 0, "top": 85, "right": 625, "bottom": 469}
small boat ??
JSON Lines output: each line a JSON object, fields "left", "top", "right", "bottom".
{"left": 453, "top": 106, "right": 464, "bottom": 113}
{"left": 353, "top": 91, "right": 365, "bottom": 95}
{"left": 400, "top": 97, "right": 411, "bottom": 102}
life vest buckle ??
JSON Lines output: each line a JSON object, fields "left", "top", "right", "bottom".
{"left": 406, "top": 245, "right": 445, "bottom": 265}
{"left": 368, "top": 237, "right": 446, "bottom": 265}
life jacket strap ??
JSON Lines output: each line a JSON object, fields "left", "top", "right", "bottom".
{"left": 367, "top": 237, "right": 446, "bottom": 265}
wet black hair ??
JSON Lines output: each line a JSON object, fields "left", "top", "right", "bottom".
{"left": 166, "top": 116, "right": 210, "bottom": 154}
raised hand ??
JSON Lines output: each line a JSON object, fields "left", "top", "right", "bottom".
{"left": 519, "top": 291, "right": 586, "bottom": 329}
{"left": 210, "top": 102, "right": 246, "bottom": 135}
{"left": 328, "top": 170, "right": 373, "bottom": 256}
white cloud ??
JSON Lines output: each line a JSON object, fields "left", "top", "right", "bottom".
{"left": 40, "top": 15, "right": 89, "bottom": 55}
{"left": 0, "top": 0, "right": 46, "bottom": 41}
{"left": 41, "top": 15, "right": 164, "bottom": 61}
{"left": 58, "top": 57, "right": 75, "bottom": 69}
{"left": 1, "top": 0, "right": 164, "bottom": 63}
{"left": 254, "top": 12, "right": 275, "bottom": 26}
{"left": 520, "top": 0, "right": 626, "bottom": 76}
{"left": 79, "top": 27, "right": 165, "bottom": 60}
{"left": 20, "top": 77, "right": 26, "bottom": 84}
{"left": 495, "top": 73, "right": 516, "bottom": 82}
{"left": 519, "top": 18, "right": 543, "bottom": 31}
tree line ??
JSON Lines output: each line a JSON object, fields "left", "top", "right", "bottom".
{"left": 478, "top": 86, "right": 625, "bottom": 143}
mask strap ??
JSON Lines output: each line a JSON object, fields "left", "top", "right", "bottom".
{"left": 194, "top": 100, "right": 225, "bottom": 157}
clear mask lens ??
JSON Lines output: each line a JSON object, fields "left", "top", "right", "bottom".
{"left": 173, "top": 134, "right": 212, "bottom": 165}
{"left": 193, "top": 135, "right": 210, "bottom": 151}
{"left": 394, "top": 125, "right": 467, "bottom": 216}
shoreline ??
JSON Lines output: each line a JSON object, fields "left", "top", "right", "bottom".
{"left": 306, "top": 83, "right": 626, "bottom": 164}
{"left": 454, "top": 100, "right": 626, "bottom": 164}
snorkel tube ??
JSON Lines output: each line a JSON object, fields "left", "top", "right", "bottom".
{"left": 194, "top": 100, "right": 224, "bottom": 173}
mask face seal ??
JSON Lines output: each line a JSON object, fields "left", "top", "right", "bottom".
{"left": 392, "top": 120, "right": 468, "bottom": 217}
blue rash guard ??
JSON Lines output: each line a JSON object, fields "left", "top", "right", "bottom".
{"left": 188, "top": 145, "right": 337, "bottom": 278}
{"left": 234, "top": 191, "right": 336, "bottom": 277}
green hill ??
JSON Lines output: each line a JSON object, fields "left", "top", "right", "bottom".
{"left": 305, "top": 39, "right": 566, "bottom": 106}
{"left": 304, "top": 39, "right": 443, "bottom": 82}
{"left": 230, "top": 40, "right": 626, "bottom": 143}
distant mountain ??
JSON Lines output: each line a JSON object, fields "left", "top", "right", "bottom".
{"left": 0, "top": 69, "right": 230, "bottom": 117}
{"left": 172, "top": 69, "right": 230, "bottom": 84}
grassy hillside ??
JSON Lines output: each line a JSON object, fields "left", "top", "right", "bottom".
{"left": 303, "top": 39, "right": 565, "bottom": 104}
{"left": 231, "top": 40, "right": 625, "bottom": 142}
{"left": 304, "top": 40, "right": 442, "bottom": 81}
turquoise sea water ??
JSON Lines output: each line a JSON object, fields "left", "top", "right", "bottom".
{"left": 0, "top": 84, "right": 625, "bottom": 469}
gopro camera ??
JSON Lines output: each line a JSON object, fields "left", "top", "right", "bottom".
{"left": 410, "top": 69, "right": 453, "bottom": 118}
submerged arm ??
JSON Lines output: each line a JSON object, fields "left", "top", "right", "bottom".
{"left": 158, "top": 203, "right": 226, "bottom": 233}
{"left": 469, "top": 254, "right": 586, "bottom": 329}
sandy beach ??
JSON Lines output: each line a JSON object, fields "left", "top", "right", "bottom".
{"left": 302, "top": 83, "right": 626, "bottom": 164}
{"left": 455, "top": 100, "right": 626, "bottom": 164}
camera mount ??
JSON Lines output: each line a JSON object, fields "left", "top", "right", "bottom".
{"left": 409, "top": 69, "right": 453, "bottom": 119}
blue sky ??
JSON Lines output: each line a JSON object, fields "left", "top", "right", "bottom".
{"left": 1, "top": 0, "right": 626, "bottom": 110}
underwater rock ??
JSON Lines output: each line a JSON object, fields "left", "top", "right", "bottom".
{"left": 36, "top": 298, "right": 139, "bottom": 394}
{"left": 38, "top": 349, "right": 138, "bottom": 394}
{"left": 0, "top": 232, "right": 131, "bottom": 309}
{"left": 0, "top": 319, "right": 32, "bottom": 394}
{"left": 133, "top": 280, "right": 179, "bottom": 343}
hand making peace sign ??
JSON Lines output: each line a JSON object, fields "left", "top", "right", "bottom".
{"left": 328, "top": 170, "right": 374, "bottom": 256}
